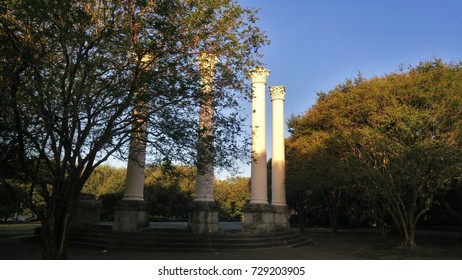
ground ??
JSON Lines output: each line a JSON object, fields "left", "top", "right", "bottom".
{"left": 0, "top": 222, "right": 461, "bottom": 259}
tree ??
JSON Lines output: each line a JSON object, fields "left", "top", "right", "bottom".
{"left": 214, "top": 177, "right": 250, "bottom": 220}
{"left": 287, "top": 60, "right": 462, "bottom": 248}
{"left": 144, "top": 165, "right": 195, "bottom": 217}
{"left": 286, "top": 121, "right": 352, "bottom": 233}
{"left": 82, "top": 165, "right": 126, "bottom": 199}
{"left": 0, "top": 182, "right": 22, "bottom": 221}
{"left": 440, "top": 182, "right": 462, "bottom": 241}
{"left": 1, "top": 0, "right": 267, "bottom": 259}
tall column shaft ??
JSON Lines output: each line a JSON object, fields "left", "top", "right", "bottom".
{"left": 270, "top": 86, "right": 287, "bottom": 206}
{"left": 122, "top": 54, "right": 152, "bottom": 201}
{"left": 114, "top": 98, "right": 149, "bottom": 231}
{"left": 194, "top": 52, "right": 217, "bottom": 202}
{"left": 114, "top": 54, "right": 151, "bottom": 231}
{"left": 249, "top": 66, "right": 270, "bottom": 204}
{"left": 123, "top": 103, "right": 147, "bottom": 201}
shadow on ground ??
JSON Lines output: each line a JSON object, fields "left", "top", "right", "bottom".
{"left": 1, "top": 223, "right": 461, "bottom": 260}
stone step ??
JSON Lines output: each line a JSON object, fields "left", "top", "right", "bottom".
{"left": 73, "top": 229, "right": 297, "bottom": 238}
{"left": 73, "top": 227, "right": 301, "bottom": 239}
{"left": 70, "top": 227, "right": 310, "bottom": 251}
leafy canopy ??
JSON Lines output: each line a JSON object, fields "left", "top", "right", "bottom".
{"left": 286, "top": 60, "right": 462, "bottom": 247}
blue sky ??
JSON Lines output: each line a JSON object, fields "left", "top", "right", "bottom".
{"left": 242, "top": 0, "right": 461, "bottom": 117}
{"left": 110, "top": 1, "right": 462, "bottom": 177}
{"left": 228, "top": 0, "right": 462, "bottom": 177}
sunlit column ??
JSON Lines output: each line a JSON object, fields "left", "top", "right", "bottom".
{"left": 270, "top": 85, "right": 287, "bottom": 206}
{"left": 122, "top": 97, "right": 147, "bottom": 201}
{"left": 249, "top": 66, "right": 270, "bottom": 204}
{"left": 114, "top": 55, "right": 151, "bottom": 232}
{"left": 194, "top": 52, "right": 218, "bottom": 202}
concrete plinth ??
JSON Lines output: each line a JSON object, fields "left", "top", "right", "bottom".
{"left": 273, "top": 205, "right": 290, "bottom": 231}
{"left": 242, "top": 203, "right": 276, "bottom": 232}
{"left": 113, "top": 200, "right": 149, "bottom": 232}
{"left": 72, "top": 194, "right": 101, "bottom": 226}
{"left": 189, "top": 201, "right": 219, "bottom": 234}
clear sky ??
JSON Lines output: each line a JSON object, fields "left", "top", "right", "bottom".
{"left": 109, "top": 1, "right": 461, "bottom": 177}
{"left": 227, "top": 0, "right": 462, "bottom": 178}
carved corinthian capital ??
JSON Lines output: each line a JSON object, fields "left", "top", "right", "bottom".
{"left": 270, "top": 85, "right": 286, "bottom": 101}
{"left": 248, "top": 66, "right": 270, "bottom": 84}
{"left": 198, "top": 52, "right": 218, "bottom": 94}
{"left": 198, "top": 52, "right": 218, "bottom": 73}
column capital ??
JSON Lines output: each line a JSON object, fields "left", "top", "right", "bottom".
{"left": 198, "top": 52, "right": 217, "bottom": 95}
{"left": 249, "top": 66, "right": 270, "bottom": 84}
{"left": 198, "top": 52, "right": 218, "bottom": 72}
{"left": 270, "top": 85, "right": 286, "bottom": 101}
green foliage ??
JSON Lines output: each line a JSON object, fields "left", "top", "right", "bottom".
{"left": 144, "top": 165, "right": 251, "bottom": 220}
{"left": 82, "top": 164, "right": 250, "bottom": 220}
{"left": 1, "top": 0, "right": 267, "bottom": 258}
{"left": 214, "top": 177, "right": 250, "bottom": 220}
{"left": 144, "top": 165, "right": 195, "bottom": 217}
{"left": 82, "top": 165, "right": 126, "bottom": 198}
{"left": 287, "top": 60, "right": 462, "bottom": 247}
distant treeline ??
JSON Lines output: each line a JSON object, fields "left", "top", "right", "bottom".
{"left": 81, "top": 164, "right": 250, "bottom": 221}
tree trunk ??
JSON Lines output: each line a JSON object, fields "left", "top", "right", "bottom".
{"left": 378, "top": 209, "right": 388, "bottom": 240}
{"left": 459, "top": 213, "right": 462, "bottom": 242}
{"left": 459, "top": 192, "right": 462, "bottom": 243}
{"left": 329, "top": 207, "right": 338, "bottom": 235}
{"left": 393, "top": 214, "right": 418, "bottom": 249}
{"left": 298, "top": 211, "right": 306, "bottom": 232}
{"left": 401, "top": 226, "right": 418, "bottom": 249}
{"left": 41, "top": 188, "right": 77, "bottom": 259}
{"left": 41, "top": 209, "right": 73, "bottom": 259}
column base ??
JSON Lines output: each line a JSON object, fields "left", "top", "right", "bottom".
{"left": 188, "top": 201, "right": 219, "bottom": 234}
{"left": 273, "top": 205, "right": 290, "bottom": 231}
{"left": 242, "top": 203, "right": 275, "bottom": 232}
{"left": 113, "top": 200, "right": 149, "bottom": 232}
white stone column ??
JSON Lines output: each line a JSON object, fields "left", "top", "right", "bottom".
{"left": 189, "top": 52, "right": 219, "bottom": 234}
{"left": 194, "top": 52, "right": 218, "bottom": 202}
{"left": 122, "top": 54, "right": 152, "bottom": 201}
{"left": 249, "top": 66, "right": 270, "bottom": 204}
{"left": 122, "top": 111, "right": 147, "bottom": 201}
{"left": 113, "top": 99, "right": 149, "bottom": 231}
{"left": 270, "top": 86, "right": 287, "bottom": 206}
{"left": 113, "top": 55, "right": 151, "bottom": 231}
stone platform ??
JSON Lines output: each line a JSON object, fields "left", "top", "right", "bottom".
{"left": 70, "top": 222, "right": 310, "bottom": 251}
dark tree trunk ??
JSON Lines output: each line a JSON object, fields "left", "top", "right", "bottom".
{"left": 376, "top": 205, "right": 388, "bottom": 240}
{"left": 298, "top": 210, "right": 306, "bottom": 232}
{"left": 326, "top": 190, "right": 340, "bottom": 235}
{"left": 41, "top": 204, "right": 73, "bottom": 259}
{"left": 390, "top": 211, "right": 419, "bottom": 249}
{"left": 40, "top": 181, "right": 81, "bottom": 259}
{"left": 329, "top": 207, "right": 338, "bottom": 235}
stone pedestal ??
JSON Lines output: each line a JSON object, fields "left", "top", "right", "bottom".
{"left": 189, "top": 201, "right": 219, "bottom": 234}
{"left": 242, "top": 203, "right": 275, "bottom": 232}
{"left": 113, "top": 200, "right": 149, "bottom": 232}
{"left": 273, "top": 205, "right": 290, "bottom": 231}
{"left": 72, "top": 194, "right": 101, "bottom": 226}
